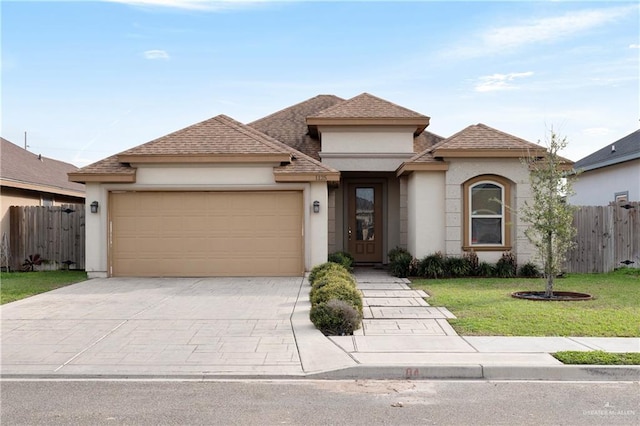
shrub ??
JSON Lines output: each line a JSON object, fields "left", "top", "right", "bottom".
{"left": 494, "top": 251, "right": 517, "bottom": 278}
{"left": 308, "top": 262, "right": 350, "bottom": 285}
{"left": 389, "top": 251, "right": 414, "bottom": 278}
{"left": 310, "top": 281, "right": 363, "bottom": 315}
{"left": 311, "top": 268, "right": 356, "bottom": 289}
{"left": 388, "top": 247, "right": 412, "bottom": 263}
{"left": 309, "top": 275, "right": 356, "bottom": 300}
{"left": 444, "top": 256, "right": 471, "bottom": 278}
{"left": 518, "top": 262, "right": 541, "bottom": 278}
{"left": 327, "top": 251, "right": 354, "bottom": 271}
{"left": 464, "top": 251, "right": 480, "bottom": 276}
{"left": 476, "top": 261, "right": 495, "bottom": 277}
{"left": 310, "top": 299, "right": 362, "bottom": 336}
{"left": 417, "top": 252, "right": 446, "bottom": 279}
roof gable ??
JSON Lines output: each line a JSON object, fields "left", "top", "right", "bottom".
{"left": 433, "top": 123, "right": 545, "bottom": 158}
{"left": 1, "top": 137, "right": 85, "bottom": 195}
{"left": 306, "top": 93, "right": 430, "bottom": 135}
{"left": 69, "top": 115, "right": 339, "bottom": 183}
{"left": 574, "top": 129, "right": 640, "bottom": 171}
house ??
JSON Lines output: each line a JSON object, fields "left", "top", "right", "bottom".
{"left": 1, "top": 137, "right": 85, "bottom": 241}
{"left": 69, "top": 93, "right": 550, "bottom": 278}
{"left": 570, "top": 129, "right": 640, "bottom": 205}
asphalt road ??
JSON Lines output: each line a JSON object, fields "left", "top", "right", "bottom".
{"left": 1, "top": 379, "right": 638, "bottom": 425}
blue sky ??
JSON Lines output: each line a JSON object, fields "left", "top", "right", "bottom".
{"left": 2, "top": 0, "right": 638, "bottom": 166}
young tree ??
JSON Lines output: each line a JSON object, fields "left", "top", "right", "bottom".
{"left": 520, "top": 131, "right": 577, "bottom": 298}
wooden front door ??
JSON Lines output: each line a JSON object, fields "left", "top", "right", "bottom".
{"left": 347, "top": 183, "right": 382, "bottom": 263}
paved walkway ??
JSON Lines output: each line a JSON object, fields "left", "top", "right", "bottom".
{"left": 1, "top": 270, "right": 638, "bottom": 380}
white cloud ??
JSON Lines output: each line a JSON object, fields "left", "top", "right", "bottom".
{"left": 144, "top": 49, "right": 170, "bottom": 60}
{"left": 105, "top": 0, "right": 267, "bottom": 11}
{"left": 630, "top": 44, "right": 640, "bottom": 49}
{"left": 475, "top": 71, "right": 534, "bottom": 93}
{"left": 447, "top": 5, "right": 638, "bottom": 59}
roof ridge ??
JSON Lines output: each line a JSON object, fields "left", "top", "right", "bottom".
{"left": 308, "top": 92, "right": 427, "bottom": 119}
{"left": 248, "top": 94, "right": 345, "bottom": 126}
{"left": 217, "top": 115, "right": 337, "bottom": 173}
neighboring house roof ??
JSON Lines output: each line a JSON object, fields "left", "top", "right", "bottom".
{"left": 0, "top": 137, "right": 84, "bottom": 197}
{"left": 306, "top": 93, "right": 430, "bottom": 135}
{"left": 249, "top": 95, "right": 344, "bottom": 161}
{"left": 574, "top": 129, "right": 640, "bottom": 172}
{"left": 69, "top": 115, "right": 339, "bottom": 183}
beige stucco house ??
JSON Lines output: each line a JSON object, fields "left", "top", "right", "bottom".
{"left": 70, "top": 93, "right": 547, "bottom": 278}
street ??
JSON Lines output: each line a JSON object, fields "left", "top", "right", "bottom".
{"left": 1, "top": 379, "right": 638, "bottom": 425}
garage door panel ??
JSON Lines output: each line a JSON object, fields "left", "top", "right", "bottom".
{"left": 111, "top": 191, "right": 303, "bottom": 277}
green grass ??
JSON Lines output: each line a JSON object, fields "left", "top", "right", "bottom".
{"left": 0, "top": 271, "right": 87, "bottom": 304}
{"left": 411, "top": 268, "right": 640, "bottom": 337}
{"left": 553, "top": 351, "right": 640, "bottom": 365}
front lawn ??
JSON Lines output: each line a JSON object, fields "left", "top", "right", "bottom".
{"left": 411, "top": 268, "right": 640, "bottom": 337}
{"left": 0, "top": 271, "right": 87, "bottom": 304}
{"left": 553, "top": 351, "right": 640, "bottom": 365}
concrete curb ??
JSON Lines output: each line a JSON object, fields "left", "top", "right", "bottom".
{"left": 2, "top": 365, "right": 638, "bottom": 382}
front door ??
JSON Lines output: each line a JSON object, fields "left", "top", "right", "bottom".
{"left": 348, "top": 183, "right": 382, "bottom": 263}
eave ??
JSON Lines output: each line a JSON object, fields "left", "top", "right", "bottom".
{"left": 396, "top": 162, "right": 449, "bottom": 177}
{"left": 433, "top": 148, "right": 547, "bottom": 158}
{"left": 117, "top": 153, "right": 292, "bottom": 164}
{"left": 306, "top": 117, "right": 429, "bottom": 137}
{"left": 68, "top": 172, "right": 137, "bottom": 184}
{"left": 1, "top": 178, "right": 85, "bottom": 198}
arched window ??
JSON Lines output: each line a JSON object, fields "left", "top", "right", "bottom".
{"left": 463, "top": 175, "right": 511, "bottom": 251}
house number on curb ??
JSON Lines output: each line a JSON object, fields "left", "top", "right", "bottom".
{"left": 405, "top": 368, "right": 420, "bottom": 377}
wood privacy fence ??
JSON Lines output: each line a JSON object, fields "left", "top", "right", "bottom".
{"left": 8, "top": 205, "right": 85, "bottom": 271}
{"left": 566, "top": 202, "right": 639, "bottom": 273}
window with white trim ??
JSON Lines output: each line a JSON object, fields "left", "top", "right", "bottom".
{"left": 463, "top": 175, "right": 511, "bottom": 251}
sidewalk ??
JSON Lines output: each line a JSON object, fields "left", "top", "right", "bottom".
{"left": 294, "top": 268, "right": 640, "bottom": 381}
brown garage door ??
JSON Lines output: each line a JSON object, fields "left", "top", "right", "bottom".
{"left": 110, "top": 191, "right": 303, "bottom": 277}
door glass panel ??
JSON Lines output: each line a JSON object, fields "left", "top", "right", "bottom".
{"left": 355, "top": 187, "right": 375, "bottom": 241}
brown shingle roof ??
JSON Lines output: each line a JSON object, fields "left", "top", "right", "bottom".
{"left": 434, "top": 123, "right": 544, "bottom": 154}
{"left": 249, "top": 95, "right": 344, "bottom": 161}
{"left": 1, "top": 137, "right": 85, "bottom": 195}
{"left": 308, "top": 93, "right": 428, "bottom": 119}
{"left": 70, "top": 114, "right": 338, "bottom": 183}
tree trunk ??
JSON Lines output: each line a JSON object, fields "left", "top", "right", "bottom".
{"left": 545, "top": 230, "right": 554, "bottom": 298}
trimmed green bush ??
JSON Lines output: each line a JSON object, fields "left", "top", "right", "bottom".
{"left": 309, "top": 275, "right": 356, "bottom": 300}
{"left": 417, "top": 252, "right": 446, "bottom": 279}
{"left": 444, "top": 256, "right": 471, "bottom": 278}
{"left": 310, "top": 281, "right": 363, "bottom": 315}
{"left": 310, "top": 299, "right": 362, "bottom": 336}
{"left": 494, "top": 251, "right": 517, "bottom": 278}
{"left": 327, "top": 251, "right": 354, "bottom": 271}
{"left": 311, "top": 268, "right": 356, "bottom": 289}
{"left": 388, "top": 247, "right": 416, "bottom": 278}
{"left": 308, "top": 262, "right": 350, "bottom": 285}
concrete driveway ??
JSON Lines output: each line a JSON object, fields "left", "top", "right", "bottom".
{"left": 1, "top": 277, "right": 307, "bottom": 376}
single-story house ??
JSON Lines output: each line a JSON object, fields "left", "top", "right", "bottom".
{"left": 70, "top": 93, "right": 550, "bottom": 278}
{"left": 570, "top": 129, "right": 640, "bottom": 205}
{"left": 1, "top": 137, "right": 85, "bottom": 240}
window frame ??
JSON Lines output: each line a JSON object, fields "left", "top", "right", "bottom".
{"left": 463, "top": 175, "right": 512, "bottom": 251}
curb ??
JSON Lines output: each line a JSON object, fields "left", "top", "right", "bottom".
{"left": 2, "top": 365, "right": 638, "bottom": 382}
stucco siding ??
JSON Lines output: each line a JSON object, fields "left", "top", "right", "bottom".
{"left": 444, "top": 158, "right": 534, "bottom": 264}
{"left": 570, "top": 159, "right": 640, "bottom": 205}
{"left": 407, "top": 172, "right": 446, "bottom": 258}
{"left": 84, "top": 164, "right": 329, "bottom": 277}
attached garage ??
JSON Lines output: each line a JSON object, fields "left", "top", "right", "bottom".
{"left": 110, "top": 191, "right": 304, "bottom": 277}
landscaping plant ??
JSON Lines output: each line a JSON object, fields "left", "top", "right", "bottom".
{"left": 520, "top": 131, "right": 578, "bottom": 297}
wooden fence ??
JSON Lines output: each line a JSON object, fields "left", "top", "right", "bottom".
{"left": 8, "top": 205, "right": 85, "bottom": 271}
{"left": 565, "top": 202, "right": 639, "bottom": 273}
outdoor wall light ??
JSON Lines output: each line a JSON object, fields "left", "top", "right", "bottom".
{"left": 313, "top": 200, "right": 320, "bottom": 213}
{"left": 90, "top": 201, "right": 99, "bottom": 214}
